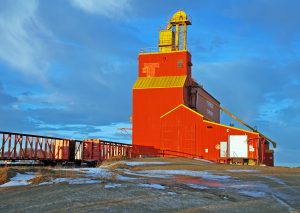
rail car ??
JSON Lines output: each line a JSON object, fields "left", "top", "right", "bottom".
{"left": 0, "top": 131, "right": 159, "bottom": 166}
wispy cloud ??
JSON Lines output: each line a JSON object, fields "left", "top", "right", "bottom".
{"left": 0, "top": 82, "right": 18, "bottom": 106}
{"left": 257, "top": 93, "right": 294, "bottom": 125}
{"left": 69, "top": 0, "right": 131, "bottom": 19}
{"left": 31, "top": 121, "right": 132, "bottom": 143}
{"left": 0, "top": 0, "right": 53, "bottom": 80}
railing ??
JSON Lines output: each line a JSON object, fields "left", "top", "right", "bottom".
{"left": 139, "top": 46, "right": 190, "bottom": 54}
{"left": 139, "top": 47, "right": 160, "bottom": 53}
{"left": 0, "top": 131, "right": 67, "bottom": 161}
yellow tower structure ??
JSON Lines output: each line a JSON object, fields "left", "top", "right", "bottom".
{"left": 158, "top": 10, "right": 192, "bottom": 52}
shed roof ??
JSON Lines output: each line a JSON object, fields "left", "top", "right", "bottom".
{"left": 133, "top": 76, "right": 186, "bottom": 89}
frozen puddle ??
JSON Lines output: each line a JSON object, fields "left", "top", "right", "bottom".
{"left": 124, "top": 162, "right": 170, "bottom": 166}
{"left": 263, "top": 176, "right": 285, "bottom": 185}
{"left": 122, "top": 169, "right": 230, "bottom": 191}
{"left": 126, "top": 170, "right": 231, "bottom": 180}
{"left": 116, "top": 175, "right": 143, "bottom": 181}
{"left": 80, "top": 168, "right": 112, "bottom": 178}
{"left": 238, "top": 190, "right": 267, "bottom": 198}
{"left": 187, "top": 184, "right": 209, "bottom": 190}
{"left": 105, "top": 182, "right": 166, "bottom": 190}
{"left": 0, "top": 172, "right": 36, "bottom": 187}
{"left": 104, "top": 183, "right": 123, "bottom": 189}
{"left": 225, "top": 177, "right": 269, "bottom": 198}
{"left": 138, "top": 183, "right": 166, "bottom": 190}
{"left": 39, "top": 178, "right": 100, "bottom": 185}
{"left": 175, "top": 176, "right": 224, "bottom": 188}
{"left": 40, "top": 168, "right": 109, "bottom": 185}
{"left": 167, "top": 191, "right": 177, "bottom": 195}
{"left": 56, "top": 168, "right": 112, "bottom": 179}
{"left": 120, "top": 169, "right": 232, "bottom": 191}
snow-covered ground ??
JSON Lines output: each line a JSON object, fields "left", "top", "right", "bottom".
{"left": 0, "top": 160, "right": 40, "bottom": 165}
{"left": 138, "top": 183, "right": 166, "bottom": 190}
{"left": 0, "top": 161, "right": 288, "bottom": 200}
{"left": 0, "top": 172, "right": 36, "bottom": 187}
{"left": 0, "top": 158, "right": 299, "bottom": 212}
{"left": 39, "top": 178, "right": 101, "bottom": 185}
{"left": 127, "top": 169, "right": 231, "bottom": 180}
{"left": 124, "top": 161, "right": 170, "bottom": 166}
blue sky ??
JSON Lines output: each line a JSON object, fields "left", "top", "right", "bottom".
{"left": 0, "top": 0, "right": 299, "bottom": 166}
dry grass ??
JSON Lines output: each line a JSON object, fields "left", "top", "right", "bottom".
{"left": 100, "top": 161, "right": 129, "bottom": 170}
{"left": 29, "top": 167, "right": 80, "bottom": 184}
{"left": 2, "top": 157, "right": 299, "bottom": 186}
{"left": 100, "top": 157, "right": 131, "bottom": 170}
{"left": 100, "top": 156, "right": 129, "bottom": 164}
{"left": 0, "top": 167, "right": 17, "bottom": 185}
{"left": 0, "top": 167, "right": 10, "bottom": 185}
{"left": 30, "top": 175, "right": 47, "bottom": 184}
{"left": 0, "top": 166, "right": 81, "bottom": 185}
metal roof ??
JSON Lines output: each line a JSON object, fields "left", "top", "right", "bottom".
{"left": 133, "top": 75, "right": 187, "bottom": 89}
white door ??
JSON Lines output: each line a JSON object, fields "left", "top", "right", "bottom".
{"left": 228, "top": 135, "right": 248, "bottom": 158}
{"left": 220, "top": 141, "right": 227, "bottom": 158}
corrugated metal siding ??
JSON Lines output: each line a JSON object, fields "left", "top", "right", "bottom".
{"left": 160, "top": 104, "right": 260, "bottom": 162}
{"left": 133, "top": 87, "right": 185, "bottom": 149}
{"left": 138, "top": 51, "right": 191, "bottom": 77}
{"left": 133, "top": 76, "right": 186, "bottom": 89}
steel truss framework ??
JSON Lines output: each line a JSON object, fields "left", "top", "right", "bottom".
{"left": 0, "top": 131, "right": 159, "bottom": 162}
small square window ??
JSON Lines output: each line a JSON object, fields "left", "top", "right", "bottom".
{"left": 177, "top": 59, "right": 183, "bottom": 68}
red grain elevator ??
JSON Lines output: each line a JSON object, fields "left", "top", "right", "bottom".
{"left": 132, "top": 10, "right": 275, "bottom": 166}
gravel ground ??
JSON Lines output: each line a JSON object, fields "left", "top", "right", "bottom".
{"left": 0, "top": 158, "right": 299, "bottom": 213}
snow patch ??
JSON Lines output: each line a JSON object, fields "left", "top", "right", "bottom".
{"left": 80, "top": 168, "right": 112, "bottom": 178}
{"left": 229, "top": 181, "right": 273, "bottom": 199}
{"left": 264, "top": 176, "right": 285, "bottom": 185}
{"left": 0, "top": 160, "right": 39, "bottom": 165}
{"left": 38, "top": 181, "right": 53, "bottom": 186}
{"left": 67, "top": 178, "right": 100, "bottom": 185}
{"left": 122, "top": 169, "right": 169, "bottom": 179}
{"left": 187, "top": 184, "right": 209, "bottom": 190}
{"left": 104, "top": 183, "right": 123, "bottom": 189}
{"left": 56, "top": 168, "right": 112, "bottom": 179}
{"left": 39, "top": 178, "right": 100, "bottom": 185}
{"left": 238, "top": 190, "right": 267, "bottom": 198}
{"left": 138, "top": 183, "right": 166, "bottom": 190}
{"left": 124, "top": 162, "right": 170, "bottom": 166}
{"left": 230, "top": 183, "right": 258, "bottom": 189}
{"left": 116, "top": 175, "right": 143, "bottom": 181}
{"left": 0, "top": 172, "right": 36, "bottom": 187}
{"left": 167, "top": 192, "right": 177, "bottom": 195}
{"left": 133, "top": 170, "right": 231, "bottom": 180}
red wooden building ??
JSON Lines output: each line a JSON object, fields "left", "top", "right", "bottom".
{"left": 132, "top": 10, "right": 275, "bottom": 166}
